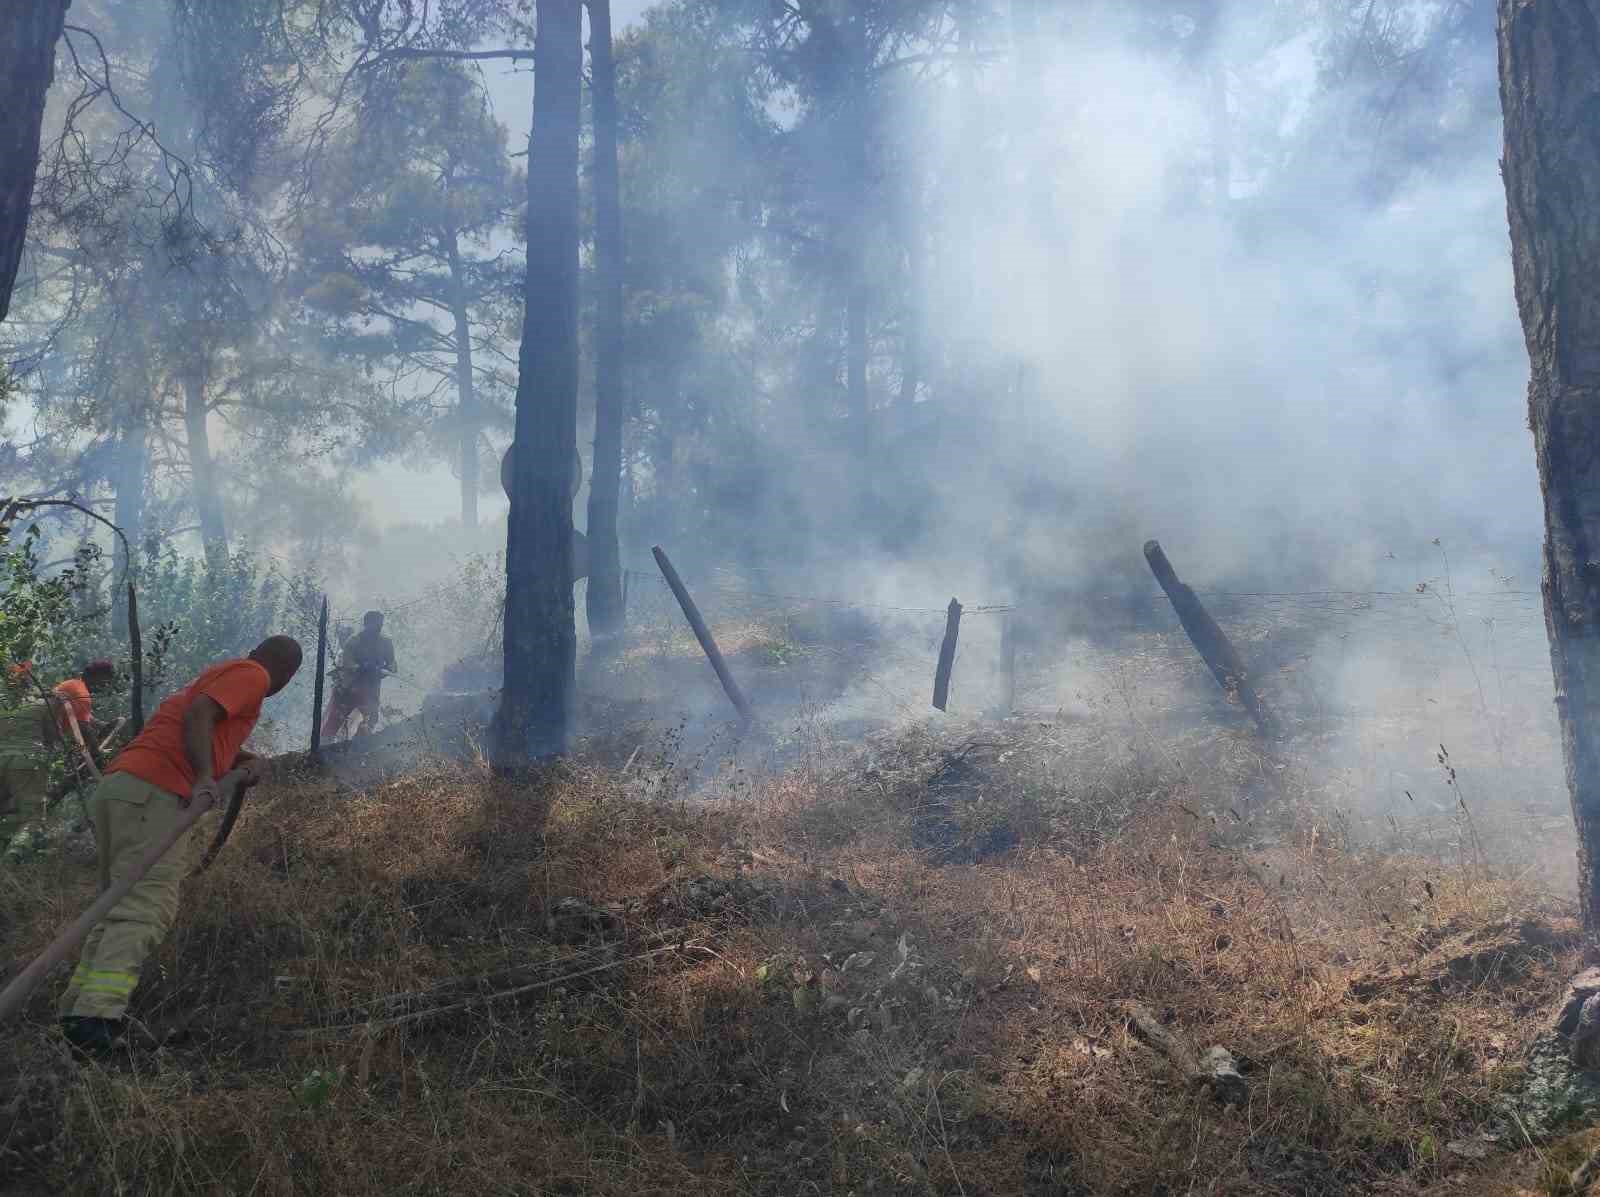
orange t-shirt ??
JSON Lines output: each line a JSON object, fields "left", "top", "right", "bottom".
{"left": 53, "top": 678, "right": 92, "bottom": 731}
{"left": 109, "top": 659, "right": 270, "bottom": 799}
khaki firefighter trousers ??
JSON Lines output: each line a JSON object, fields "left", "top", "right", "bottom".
{"left": 59, "top": 772, "right": 198, "bottom": 1021}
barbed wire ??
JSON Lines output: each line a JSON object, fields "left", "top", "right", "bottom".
{"left": 356, "top": 562, "right": 1545, "bottom": 641}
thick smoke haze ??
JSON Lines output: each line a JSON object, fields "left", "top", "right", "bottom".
{"left": 350, "top": 2, "right": 1537, "bottom": 609}
{"left": 910, "top": 6, "right": 1535, "bottom": 598}
{"left": 2, "top": 0, "right": 1555, "bottom": 788}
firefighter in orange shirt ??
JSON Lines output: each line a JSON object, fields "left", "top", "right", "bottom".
{"left": 58, "top": 636, "right": 302, "bottom": 1054}
{"left": 2, "top": 660, "right": 116, "bottom": 858}
{"left": 52, "top": 659, "right": 117, "bottom": 772}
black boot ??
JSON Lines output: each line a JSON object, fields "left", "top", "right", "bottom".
{"left": 61, "top": 1015, "right": 125, "bottom": 1055}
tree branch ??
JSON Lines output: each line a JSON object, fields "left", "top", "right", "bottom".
{"left": 358, "top": 46, "right": 535, "bottom": 70}
{"left": 0, "top": 498, "right": 133, "bottom": 579}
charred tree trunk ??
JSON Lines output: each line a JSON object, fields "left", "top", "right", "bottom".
{"left": 1499, "top": 0, "right": 1600, "bottom": 952}
{"left": 182, "top": 363, "right": 227, "bottom": 567}
{"left": 0, "top": 2, "right": 69, "bottom": 325}
{"left": 494, "top": 0, "right": 582, "bottom": 767}
{"left": 446, "top": 234, "right": 480, "bottom": 529}
{"left": 585, "top": 0, "right": 626, "bottom": 638}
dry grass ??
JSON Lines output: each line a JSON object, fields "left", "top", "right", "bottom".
{"left": 0, "top": 708, "right": 1586, "bottom": 1195}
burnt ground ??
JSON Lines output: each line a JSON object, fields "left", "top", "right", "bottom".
{"left": 2, "top": 591, "right": 1588, "bottom": 1195}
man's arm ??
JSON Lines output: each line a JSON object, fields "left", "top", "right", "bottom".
{"left": 383, "top": 638, "right": 396, "bottom": 673}
{"left": 234, "top": 748, "right": 270, "bottom": 788}
{"left": 182, "top": 696, "right": 224, "bottom": 807}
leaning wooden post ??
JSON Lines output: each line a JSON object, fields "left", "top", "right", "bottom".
{"left": 652, "top": 546, "right": 754, "bottom": 724}
{"left": 310, "top": 595, "right": 329, "bottom": 757}
{"left": 1142, "top": 540, "right": 1277, "bottom": 738}
{"left": 933, "top": 598, "right": 963, "bottom": 711}
{"left": 126, "top": 582, "right": 144, "bottom": 735}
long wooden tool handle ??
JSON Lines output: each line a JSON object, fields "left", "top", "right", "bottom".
{"left": 0, "top": 770, "right": 244, "bottom": 1024}
{"left": 97, "top": 718, "right": 127, "bottom": 753}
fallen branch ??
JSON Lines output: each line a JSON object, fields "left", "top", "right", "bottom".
{"left": 1122, "top": 1001, "right": 1247, "bottom": 1105}
{"left": 1123, "top": 1001, "right": 1201, "bottom": 1079}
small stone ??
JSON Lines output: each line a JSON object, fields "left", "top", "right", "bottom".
{"left": 1201, "top": 1046, "right": 1247, "bottom": 1106}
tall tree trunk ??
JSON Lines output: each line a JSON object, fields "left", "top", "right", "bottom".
{"left": 1498, "top": 0, "right": 1600, "bottom": 952}
{"left": 111, "top": 414, "right": 147, "bottom": 639}
{"left": 494, "top": 0, "right": 582, "bottom": 767}
{"left": 584, "top": 0, "right": 625, "bottom": 637}
{"left": 446, "top": 234, "right": 480, "bottom": 529}
{"left": 0, "top": 1, "right": 69, "bottom": 325}
{"left": 182, "top": 362, "right": 228, "bottom": 568}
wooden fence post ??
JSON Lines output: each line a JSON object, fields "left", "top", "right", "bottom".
{"left": 652, "top": 546, "right": 754, "bottom": 724}
{"left": 1142, "top": 540, "right": 1277, "bottom": 738}
{"left": 126, "top": 582, "right": 144, "bottom": 735}
{"left": 310, "top": 596, "right": 328, "bottom": 756}
{"left": 933, "top": 598, "right": 963, "bottom": 712}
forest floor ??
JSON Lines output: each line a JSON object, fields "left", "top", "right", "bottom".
{"left": 0, "top": 607, "right": 1595, "bottom": 1195}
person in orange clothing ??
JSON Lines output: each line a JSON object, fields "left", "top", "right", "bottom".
{"left": 51, "top": 659, "right": 117, "bottom": 775}
{"left": 58, "top": 635, "right": 302, "bottom": 1054}
{"left": 2, "top": 660, "right": 116, "bottom": 859}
